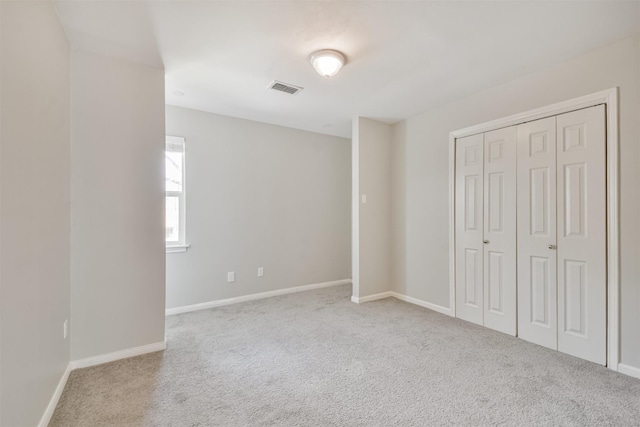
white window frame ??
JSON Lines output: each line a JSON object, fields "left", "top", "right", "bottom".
{"left": 166, "top": 135, "right": 189, "bottom": 253}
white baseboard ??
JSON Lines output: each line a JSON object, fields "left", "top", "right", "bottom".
{"left": 390, "top": 292, "right": 454, "bottom": 316}
{"left": 351, "top": 291, "right": 393, "bottom": 304}
{"left": 349, "top": 291, "right": 453, "bottom": 317}
{"left": 37, "top": 363, "right": 72, "bottom": 427}
{"left": 39, "top": 341, "right": 166, "bottom": 425}
{"left": 166, "top": 279, "right": 352, "bottom": 316}
{"left": 70, "top": 341, "right": 167, "bottom": 370}
{"left": 618, "top": 363, "right": 640, "bottom": 380}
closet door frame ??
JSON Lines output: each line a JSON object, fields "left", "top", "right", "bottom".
{"left": 448, "top": 88, "right": 619, "bottom": 371}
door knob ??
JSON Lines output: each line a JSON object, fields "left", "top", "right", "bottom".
{"left": 483, "top": 240, "right": 489, "bottom": 244}
{"left": 549, "top": 244, "right": 557, "bottom": 250}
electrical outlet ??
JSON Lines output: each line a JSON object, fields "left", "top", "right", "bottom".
{"left": 258, "top": 267, "right": 264, "bottom": 277}
{"left": 227, "top": 272, "right": 235, "bottom": 283}
{"left": 63, "top": 319, "right": 68, "bottom": 339}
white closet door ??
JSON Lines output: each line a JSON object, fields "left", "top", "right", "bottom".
{"left": 517, "top": 117, "right": 557, "bottom": 350}
{"left": 455, "top": 133, "right": 484, "bottom": 325}
{"left": 556, "top": 105, "right": 606, "bottom": 365}
{"left": 483, "top": 127, "right": 517, "bottom": 336}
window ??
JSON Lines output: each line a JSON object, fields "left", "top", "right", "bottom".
{"left": 166, "top": 136, "right": 188, "bottom": 252}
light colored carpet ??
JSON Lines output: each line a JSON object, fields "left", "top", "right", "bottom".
{"left": 51, "top": 284, "right": 640, "bottom": 426}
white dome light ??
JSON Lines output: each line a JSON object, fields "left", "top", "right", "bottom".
{"left": 309, "top": 50, "right": 346, "bottom": 78}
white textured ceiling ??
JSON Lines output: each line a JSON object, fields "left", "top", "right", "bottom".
{"left": 54, "top": 1, "right": 639, "bottom": 138}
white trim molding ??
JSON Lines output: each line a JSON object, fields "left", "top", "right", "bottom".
{"left": 448, "top": 88, "right": 620, "bottom": 371}
{"left": 604, "top": 89, "right": 620, "bottom": 372}
{"left": 70, "top": 341, "right": 166, "bottom": 370}
{"left": 39, "top": 341, "right": 166, "bottom": 425}
{"left": 391, "top": 292, "right": 454, "bottom": 317}
{"left": 618, "top": 364, "right": 640, "bottom": 380}
{"left": 37, "top": 364, "right": 72, "bottom": 427}
{"left": 448, "top": 138, "right": 456, "bottom": 318}
{"left": 166, "top": 279, "right": 352, "bottom": 316}
{"left": 351, "top": 117, "right": 361, "bottom": 301}
{"left": 351, "top": 291, "right": 393, "bottom": 304}
{"left": 349, "top": 290, "right": 454, "bottom": 317}
{"left": 166, "top": 244, "right": 190, "bottom": 254}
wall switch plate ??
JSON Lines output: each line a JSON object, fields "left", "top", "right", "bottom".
{"left": 63, "top": 319, "right": 68, "bottom": 339}
{"left": 227, "top": 272, "right": 235, "bottom": 283}
{"left": 258, "top": 267, "right": 264, "bottom": 277}
{"left": 361, "top": 194, "right": 367, "bottom": 204}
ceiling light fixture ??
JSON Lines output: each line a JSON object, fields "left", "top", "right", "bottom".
{"left": 309, "top": 49, "right": 346, "bottom": 78}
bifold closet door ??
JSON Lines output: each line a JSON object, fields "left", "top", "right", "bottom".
{"left": 556, "top": 105, "right": 606, "bottom": 365}
{"left": 517, "top": 105, "right": 606, "bottom": 364}
{"left": 517, "top": 117, "right": 558, "bottom": 350}
{"left": 455, "top": 133, "right": 484, "bottom": 325}
{"left": 483, "top": 127, "right": 517, "bottom": 336}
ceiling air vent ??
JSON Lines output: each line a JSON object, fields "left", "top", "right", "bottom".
{"left": 269, "top": 80, "right": 303, "bottom": 95}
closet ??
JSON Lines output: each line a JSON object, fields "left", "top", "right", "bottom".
{"left": 454, "top": 104, "right": 606, "bottom": 365}
{"left": 455, "top": 127, "right": 517, "bottom": 335}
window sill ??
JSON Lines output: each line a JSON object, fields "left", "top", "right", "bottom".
{"left": 166, "top": 244, "right": 190, "bottom": 254}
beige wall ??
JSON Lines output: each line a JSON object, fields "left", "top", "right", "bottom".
{"left": 71, "top": 51, "right": 166, "bottom": 360}
{"left": 0, "top": 1, "right": 71, "bottom": 425}
{"left": 165, "top": 106, "right": 351, "bottom": 309}
{"left": 353, "top": 117, "right": 392, "bottom": 299}
{"left": 391, "top": 35, "right": 640, "bottom": 369}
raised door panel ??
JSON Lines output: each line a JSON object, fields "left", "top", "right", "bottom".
{"left": 487, "top": 173, "right": 504, "bottom": 233}
{"left": 563, "top": 260, "right": 586, "bottom": 335}
{"left": 557, "top": 105, "right": 606, "bottom": 365}
{"left": 465, "top": 176, "right": 481, "bottom": 232}
{"left": 455, "top": 134, "right": 484, "bottom": 325}
{"left": 530, "top": 256, "right": 552, "bottom": 326}
{"left": 530, "top": 167, "right": 551, "bottom": 237}
{"left": 517, "top": 117, "right": 558, "bottom": 350}
{"left": 464, "top": 249, "right": 481, "bottom": 306}
{"left": 483, "top": 126, "right": 516, "bottom": 335}
{"left": 487, "top": 251, "right": 503, "bottom": 312}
